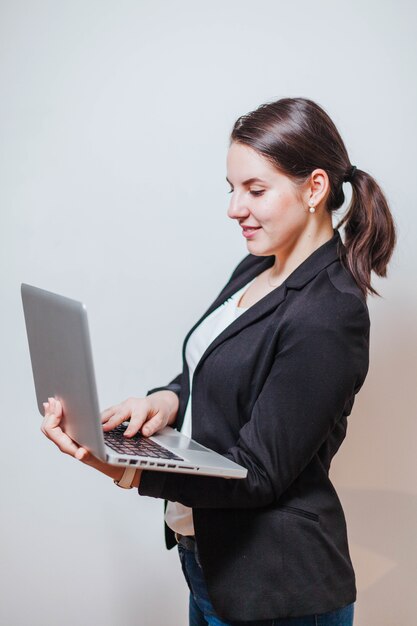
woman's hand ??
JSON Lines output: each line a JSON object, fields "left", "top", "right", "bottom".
{"left": 101, "top": 390, "right": 179, "bottom": 438}
{"left": 41, "top": 397, "right": 89, "bottom": 461}
{"left": 41, "top": 397, "right": 141, "bottom": 487}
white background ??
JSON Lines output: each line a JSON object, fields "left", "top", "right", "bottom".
{"left": 1, "top": 1, "right": 416, "bottom": 624}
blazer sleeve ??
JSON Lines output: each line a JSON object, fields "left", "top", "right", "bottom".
{"left": 139, "top": 291, "right": 370, "bottom": 508}
{"left": 146, "top": 372, "right": 182, "bottom": 401}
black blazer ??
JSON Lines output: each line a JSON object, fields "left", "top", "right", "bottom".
{"left": 139, "top": 228, "right": 370, "bottom": 622}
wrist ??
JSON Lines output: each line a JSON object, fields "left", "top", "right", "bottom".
{"left": 150, "top": 390, "right": 179, "bottom": 426}
{"left": 164, "top": 391, "right": 180, "bottom": 426}
{"left": 113, "top": 467, "right": 142, "bottom": 489}
{"left": 113, "top": 466, "right": 136, "bottom": 489}
{"left": 79, "top": 453, "right": 140, "bottom": 486}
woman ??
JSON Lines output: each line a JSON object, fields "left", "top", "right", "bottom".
{"left": 42, "top": 97, "right": 396, "bottom": 625}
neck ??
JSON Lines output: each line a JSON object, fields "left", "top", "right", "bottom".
{"left": 269, "top": 223, "right": 335, "bottom": 283}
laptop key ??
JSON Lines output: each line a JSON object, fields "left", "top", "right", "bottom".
{"left": 104, "top": 425, "right": 185, "bottom": 461}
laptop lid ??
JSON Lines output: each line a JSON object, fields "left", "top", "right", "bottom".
{"left": 21, "top": 283, "right": 248, "bottom": 479}
{"left": 21, "top": 283, "right": 107, "bottom": 460}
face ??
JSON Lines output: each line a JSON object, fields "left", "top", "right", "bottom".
{"left": 226, "top": 142, "right": 311, "bottom": 257}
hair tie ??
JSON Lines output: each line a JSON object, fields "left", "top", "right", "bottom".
{"left": 343, "top": 165, "right": 357, "bottom": 183}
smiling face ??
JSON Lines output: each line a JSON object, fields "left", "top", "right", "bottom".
{"left": 226, "top": 142, "right": 314, "bottom": 258}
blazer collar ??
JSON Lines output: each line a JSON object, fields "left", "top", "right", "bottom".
{"left": 183, "top": 228, "right": 344, "bottom": 376}
{"left": 218, "top": 227, "right": 344, "bottom": 299}
{"left": 286, "top": 227, "right": 344, "bottom": 289}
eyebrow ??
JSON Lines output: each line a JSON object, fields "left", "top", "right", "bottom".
{"left": 226, "top": 176, "right": 267, "bottom": 186}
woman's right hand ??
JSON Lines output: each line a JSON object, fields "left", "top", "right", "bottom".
{"left": 100, "top": 390, "right": 180, "bottom": 438}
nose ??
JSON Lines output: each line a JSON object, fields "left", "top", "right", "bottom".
{"left": 227, "top": 191, "right": 251, "bottom": 221}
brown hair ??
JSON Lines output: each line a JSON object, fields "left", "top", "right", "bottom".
{"left": 229, "top": 96, "right": 397, "bottom": 298}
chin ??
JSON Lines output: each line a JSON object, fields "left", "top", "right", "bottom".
{"left": 245, "top": 242, "right": 274, "bottom": 257}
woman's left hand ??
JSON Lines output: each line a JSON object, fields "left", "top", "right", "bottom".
{"left": 41, "top": 397, "right": 142, "bottom": 488}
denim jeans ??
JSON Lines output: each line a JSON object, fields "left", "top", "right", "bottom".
{"left": 177, "top": 543, "right": 355, "bottom": 626}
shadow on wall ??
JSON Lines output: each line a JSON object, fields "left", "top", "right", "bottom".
{"left": 338, "top": 487, "right": 416, "bottom": 625}
{"left": 334, "top": 286, "right": 417, "bottom": 625}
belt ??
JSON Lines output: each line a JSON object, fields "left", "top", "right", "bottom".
{"left": 175, "top": 532, "right": 197, "bottom": 552}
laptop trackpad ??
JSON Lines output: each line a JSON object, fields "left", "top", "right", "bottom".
{"left": 152, "top": 428, "right": 213, "bottom": 453}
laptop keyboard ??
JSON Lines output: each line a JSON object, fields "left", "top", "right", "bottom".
{"left": 104, "top": 424, "right": 185, "bottom": 461}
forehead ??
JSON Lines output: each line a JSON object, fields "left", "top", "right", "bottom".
{"left": 226, "top": 142, "right": 279, "bottom": 183}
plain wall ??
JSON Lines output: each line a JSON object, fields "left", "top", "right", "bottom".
{"left": 1, "top": 1, "right": 415, "bottom": 624}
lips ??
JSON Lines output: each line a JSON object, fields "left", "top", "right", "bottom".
{"left": 241, "top": 226, "right": 261, "bottom": 239}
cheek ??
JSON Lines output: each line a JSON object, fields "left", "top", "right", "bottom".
{"left": 262, "top": 192, "right": 296, "bottom": 224}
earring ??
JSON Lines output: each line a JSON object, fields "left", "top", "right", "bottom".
{"left": 308, "top": 199, "right": 315, "bottom": 213}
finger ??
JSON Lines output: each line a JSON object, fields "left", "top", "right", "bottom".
{"left": 43, "top": 399, "right": 63, "bottom": 430}
{"left": 100, "top": 406, "right": 117, "bottom": 423}
{"left": 102, "top": 409, "right": 131, "bottom": 431}
{"left": 140, "top": 412, "right": 165, "bottom": 437}
{"left": 48, "top": 396, "right": 57, "bottom": 410}
{"left": 123, "top": 409, "right": 148, "bottom": 437}
{"left": 41, "top": 399, "right": 84, "bottom": 459}
{"left": 41, "top": 408, "right": 61, "bottom": 437}
{"left": 42, "top": 399, "right": 71, "bottom": 439}
{"left": 45, "top": 424, "right": 80, "bottom": 457}
{"left": 75, "top": 447, "right": 91, "bottom": 462}
{"left": 46, "top": 397, "right": 62, "bottom": 416}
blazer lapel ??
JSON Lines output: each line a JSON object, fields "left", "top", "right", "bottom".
{"left": 182, "top": 228, "right": 343, "bottom": 378}
{"left": 180, "top": 254, "right": 273, "bottom": 367}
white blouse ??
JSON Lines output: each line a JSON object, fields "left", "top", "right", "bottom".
{"left": 165, "top": 276, "right": 255, "bottom": 536}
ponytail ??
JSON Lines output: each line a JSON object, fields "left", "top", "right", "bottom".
{"left": 230, "top": 96, "right": 397, "bottom": 299}
{"left": 335, "top": 168, "right": 397, "bottom": 297}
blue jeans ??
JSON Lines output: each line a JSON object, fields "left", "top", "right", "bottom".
{"left": 177, "top": 544, "right": 354, "bottom": 626}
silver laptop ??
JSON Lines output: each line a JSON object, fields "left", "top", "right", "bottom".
{"left": 21, "top": 283, "right": 247, "bottom": 479}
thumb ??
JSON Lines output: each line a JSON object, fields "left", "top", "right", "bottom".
{"left": 75, "top": 447, "right": 90, "bottom": 462}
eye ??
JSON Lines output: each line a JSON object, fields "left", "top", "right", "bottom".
{"left": 249, "top": 190, "right": 265, "bottom": 197}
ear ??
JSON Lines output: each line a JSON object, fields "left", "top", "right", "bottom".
{"left": 307, "top": 169, "right": 330, "bottom": 207}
